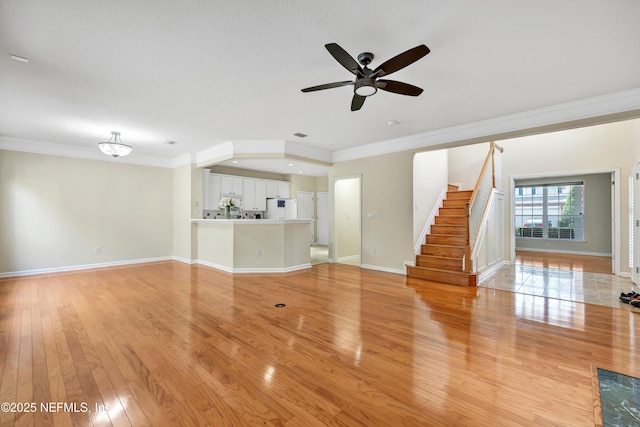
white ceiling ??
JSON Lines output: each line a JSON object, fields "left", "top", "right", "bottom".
{"left": 1, "top": 1, "right": 640, "bottom": 175}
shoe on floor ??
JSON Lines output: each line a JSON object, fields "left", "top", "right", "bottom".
{"left": 630, "top": 299, "right": 640, "bottom": 308}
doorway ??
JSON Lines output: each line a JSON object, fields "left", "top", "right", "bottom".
{"left": 297, "top": 191, "right": 315, "bottom": 244}
{"left": 316, "top": 192, "right": 328, "bottom": 246}
{"left": 334, "top": 177, "right": 361, "bottom": 266}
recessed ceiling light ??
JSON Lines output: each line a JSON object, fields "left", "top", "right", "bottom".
{"left": 231, "top": 160, "right": 238, "bottom": 164}
{"left": 293, "top": 132, "right": 308, "bottom": 138}
{"left": 298, "top": 170, "right": 303, "bottom": 174}
{"left": 288, "top": 163, "right": 294, "bottom": 167}
{"left": 10, "top": 54, "right": 29, "bottom": 63}
{"left": 387, "top": 120, "right": 399, "bottom": 126}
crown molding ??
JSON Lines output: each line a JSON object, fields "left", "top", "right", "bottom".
{"left": 331, "top": 87, "right": 640, "bottom": 163}
{"left": 0, "top": 136, "right": 175, "bottom": 168}
{"left": 196, "top": 139, "right": 332, "bottom": 168}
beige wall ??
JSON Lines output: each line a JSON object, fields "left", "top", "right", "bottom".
{"left": 499, "top": 120, "right": 636, "bottom": 273}
{"left": 448, "top": 142, "right": 490, "bottom": 191}
{"left": 173, "top": 164, "right": 196, "bottom": 262}
{"left": 290, "top": 174, "right": 317, "bottom": 197}
{"left": 330, "top": 150, "right": 415, "bottom": 271}
{"left": 413, "top": 150, "right": 448, "bottom": 246}
{"left": 0, "top": 150, "right": 173, "bottom": 274}
{"left": 316, "top": 176, "right": 328, "bottom": 192}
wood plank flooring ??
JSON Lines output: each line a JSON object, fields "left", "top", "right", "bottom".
{"left": 0, "top": 261, "right": 638, "bottom": 426}
{"left": 516, "top": 250, "right": 613, "bottom": 274}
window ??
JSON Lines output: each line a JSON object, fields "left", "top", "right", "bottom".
{"left": 515, "top": 183, "right": 584, "bottom": 240}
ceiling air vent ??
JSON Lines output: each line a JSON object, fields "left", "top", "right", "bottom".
{"left": 164, "top": 140, "right": 178, "bottom": 145}
{"left": 293, "top": 133, "right": 307, "bottom": 138}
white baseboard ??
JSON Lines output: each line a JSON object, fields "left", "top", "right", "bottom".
{"left": 172, "top": 256, "right": 196, "bottom": 264}
{"left": 336, "top": 255, "right": 359, "bottom": 263}
{"left": 196, "top": 259, "right": 311, "bottom": 273}
{"left": 360, "top": 264, "right": 405, "bottom": 275}
{"left": 0, "top": 256, "right": 174, "bottom": 278}
{"left": 478, "top": 260, "right": 510, "bottom": 283}
{"left": 415, "top": 186, "right": 448, "bottom": 255}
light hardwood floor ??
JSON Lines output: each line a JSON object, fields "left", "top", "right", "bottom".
{"left": 0, "top": 261, "right": 639, "bottom": 426}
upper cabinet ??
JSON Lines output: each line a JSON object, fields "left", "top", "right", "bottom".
{"left": 202, "top": 170, "right": 289, "bottom": 210}
{"left": 220, "top": 175, "right": 243, "bottom": 195}
{"left": 243, "top": 178, "right": 267, "bottom": 211}
{"left": 266, "top": 180, "right": 290, "bottom": 198}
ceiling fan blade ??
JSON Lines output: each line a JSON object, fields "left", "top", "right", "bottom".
{"left": 351, "top": 94, "right": 366, "bottom": 111}
{"left": 301, "top": 81, "right": 354, "bottom": 92}
{"left": 325, "top": 43, "right": 363, "bottom": 76}
{"left": 373, "top": 45, "right": 430, "bottom": 77}
{"left": 377, "top": 79, "right": 424, "bottom": 96}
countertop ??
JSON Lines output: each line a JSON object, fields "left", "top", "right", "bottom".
{"left": 191, "top": 219, "right": 312, "bottom": 224}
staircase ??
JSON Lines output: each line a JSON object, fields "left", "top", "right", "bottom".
{"left": 407, "top": 186, "right": 478, "bottom": 286}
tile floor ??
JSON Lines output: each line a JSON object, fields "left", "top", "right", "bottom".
{"left": 481, "top": 263, "right": 640, "bottom": 312}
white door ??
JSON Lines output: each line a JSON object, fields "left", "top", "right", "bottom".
{"left": 297, "top": 191, "right": 315, "bottom": 244}
{"left": 633, "top": 163, "right": 640, "bottom": 284}
{"left": 317, "top": 192, "right": 328, "bottom": 245}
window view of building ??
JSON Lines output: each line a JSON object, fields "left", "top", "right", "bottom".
{"left": 514, "top": 184, "right": 584, "bottom": 240}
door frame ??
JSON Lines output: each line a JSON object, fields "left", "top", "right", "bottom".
{"left": 333, "top": 175, "right": 362, "bottom": 265}
{"left": 509, "top": 168, "right": 621, "bottom": 275}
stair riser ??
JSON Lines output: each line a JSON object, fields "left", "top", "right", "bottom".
{"left": 406, "top": 266, "right": 477, "bottom": 287}
{"left": 431, "top": 225, "right": 466, "bottom": 236}
{"left": 442, "top": 199, "right": 469, "bottom": 208}
{"left": 446, "top": 191, "right": 473, "bottom": 200}
{"left": 427, "top": 235, "right": 466, "bottom": 246}
{"left": 416, "top": 256, "right": 463, "bottom": 271}
{"left": 439, "top": 207, "right": 465, "bottom": 216}
{"left": 421, "top": 245, "right": 465, "bottom": 258}
{"left": 435, "top": 216, "right": 466, "bottom": 225}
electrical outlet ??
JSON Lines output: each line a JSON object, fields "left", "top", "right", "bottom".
{"left": 95, "top": 247, "right": 101, "bottom": 253}
{"left": 372, "top": 247, "right": 377, "bottom": 255}
{"left": 256, "top": 249, "right": 261, "bottom": 257}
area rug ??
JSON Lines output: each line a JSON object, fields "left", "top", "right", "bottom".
{"left": 592, "top": 366, "right": 640, "bottom": 426}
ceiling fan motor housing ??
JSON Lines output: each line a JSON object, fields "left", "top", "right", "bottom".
{"left": 354, "top": 77, "right": 377, "bottom": 96}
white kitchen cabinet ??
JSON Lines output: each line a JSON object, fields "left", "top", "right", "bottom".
{"left": 266, "top": 180, "right": 290, "bottom": 198}
{"left": 220, "top": 175, "right": 243, "bottom": 196}
{"left": 277, "top": 181, "right": 290, "bottom": 198}
{"left": 254, "top": 179, "right": 267, "bottom": 211}
{"left": 243, "top": 179, "right": 267, "bottom": 211}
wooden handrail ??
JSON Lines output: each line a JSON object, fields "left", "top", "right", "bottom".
{"left": 467, "top": 141, "right": 496, "bottom": 210}
{"left": 463, "top": 141, "right": 500, "bottom": 273}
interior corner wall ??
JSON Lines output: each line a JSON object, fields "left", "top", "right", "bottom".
{"left": 447, "top": 142, "right": 490, "bottom": 190}
{"left": 173, "top": 163, "right": 196, "bottom": 262}
{"left": 413, "top": 149, "right": 448, "bottom": 246}
{"left": 498, "top": 119, "right": 637, "bottom": 273}
{"left": 634, "top": 119, "right": 640, "bottom": 162}
{"left": 0, "top": 150, "right": 173, "bottom": 275}
{"left": 329, "top": 150, "right": 415, "bottom": 272}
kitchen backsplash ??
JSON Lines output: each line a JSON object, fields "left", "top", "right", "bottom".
{"left": 203, "top": 209, "right": 265, "bottom": 219}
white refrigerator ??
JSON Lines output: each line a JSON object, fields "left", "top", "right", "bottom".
{"left": 265, "top": 198, "right": 297, "bottom": 220}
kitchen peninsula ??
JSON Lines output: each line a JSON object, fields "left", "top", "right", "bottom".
{"left": 191, "top": 219, "right": 312, "bottom": 273}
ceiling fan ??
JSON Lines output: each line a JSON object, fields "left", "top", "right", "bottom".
{"left": 301, "top": 43, "right": 430, "bottom": 111}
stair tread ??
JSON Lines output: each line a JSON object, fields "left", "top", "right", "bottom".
{"left": 410, "top": 265, "right": 470, "bottom": 275}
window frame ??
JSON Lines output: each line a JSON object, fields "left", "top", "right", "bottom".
{"left": 514, "top": 182, "right": 585, "bottom": 241}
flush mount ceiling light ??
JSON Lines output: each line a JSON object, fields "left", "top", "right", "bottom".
{"left": 98, "top": 131, "right": 132, "bottom": 158}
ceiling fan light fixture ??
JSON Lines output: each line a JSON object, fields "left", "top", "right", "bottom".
{"left": 354, "top": 78, "right": 377, "bottom": 97}
{"left": 98, "top": 131, "right": 132, "bottom": 158}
